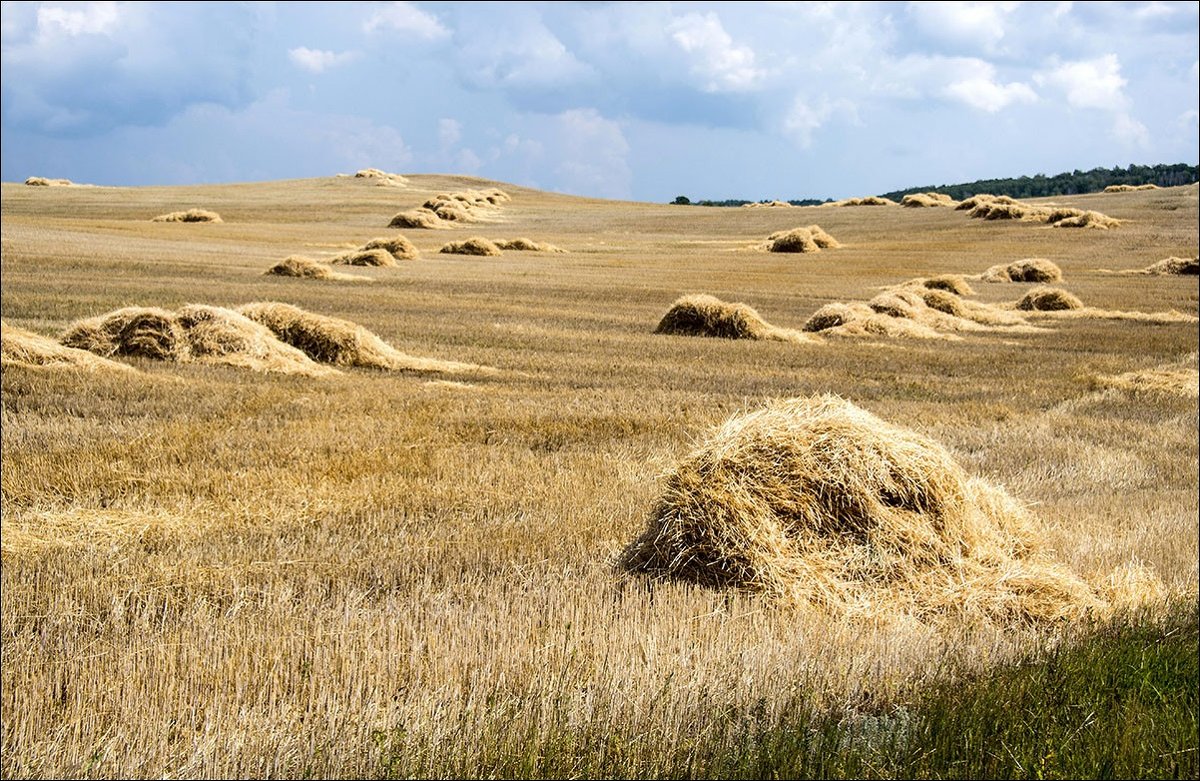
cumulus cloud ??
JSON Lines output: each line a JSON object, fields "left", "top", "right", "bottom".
{"left": 35, "top": 0, "right": 120, "bottom": 40}
{"left": 667, "top": 12, "right": 765, "bottom": 93}
{"left": 879, "top": 55, "right": 1035, "bottom": 112}
{"left": 907, "top": 1, "right": 1018, "bottom": 53}
{"left": 1036, "top": 54, "right": 1129, "bottom": 111}
{"left": 455, "top": 15, "right": 592, "bottom": 91}
{"left": 942, "top": 61, "right": 1037, "bottom": 112}
{"left": 1112, "top": 112, "right": 1150, "bottom": 147}
{"left": 288, "top": 47, "right": 356, "bottom": 74}
{"left": 364, "top": 2, "right": 448, "bottom": 39}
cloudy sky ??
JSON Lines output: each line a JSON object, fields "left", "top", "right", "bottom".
{"left": 2, "top": 1, "right": 1197, "bottom": 201}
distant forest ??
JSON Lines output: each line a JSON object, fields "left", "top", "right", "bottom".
{"left": 672, "top": 163, "right": 1199, "bottom": 206}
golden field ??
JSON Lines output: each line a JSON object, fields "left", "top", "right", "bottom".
{"left": 1, "top": 174, "right": 1197, "bottom": 777}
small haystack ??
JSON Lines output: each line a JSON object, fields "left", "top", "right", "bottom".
{"left": 743, "top": 200, "right": 794, "bottom": 208}
{"left": 833, "top": 196, "right": 896, "bottom": 207}
{"left": 361, "top": 235, "right": 419, "bottom": 261}
{"left": 237, "top": 302, "right": 487, "bottom": 374}
{"left": 24, "top": 177, "right": 74, "bottom": 186}
{"left": 955, "top": 194, "right": 1019, "bottom": 211}
{"left": 620, "top": 395, "right": 1104, "bottom": 623}
{"left": 493, "top": 238, "right": 566, "bottom": 253}
{"left": 765, "top": 225, "right": 840, "bottom": 253}
{"left": 1051, "top": 210, "right": 1121, "bottom": 229}
{"left": 1017, "top": 286, "right": 1084, "bottom": 311}
{"left": 440, "top": 237, "right": 502, "bottom": 257}
{"left": 1104, "top": 184, "right": 1159, "bottom": 192}
{"left": 1142, "top": 256, "right": 1199, "bottom": 275}
{"left": 2, "top": 322, "right": 134, "bottom": 372}
{"left": 900, "top": 192, "right": 957, "bottom": 207}
{"left": 655, "top": 294, "right": 816, "bottom": 344}
{"left": 979, "top": 258, "right": 1063, "bottom": 283}
{"left": 152, "top": 209, "right": 223, "bottom": 223}
{"left": 802, "top": 302, "right": 956, "bottom": 340}
{"left": 266, "top": 256, "right": 367, "bottom": 282}
{"left": 331, "top": 248, "right": 396, "bottom": 267}
{"left": 388, "top": 208, "right": 447, "bottom": 230}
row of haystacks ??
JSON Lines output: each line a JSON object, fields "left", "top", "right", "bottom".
{"left": 350, "top": 168, "right": 410, "bottom": 187}
{"left": 619, "top": 394, "right": 1143, "bottom": 624}
{"left": 437, "top": 236, "right": 566, "bottom": 257}
{"left": 1104, "top": 183, "right": 1159, "bottom": 192}
{"left": 959, "top": 194, "right": 1120, "bottom": 229}
{"left": 761, "top": 225, "right": 842, "bottom": 254}
{"left": 389, "top": 189, "right": 511, "bottom": 229}
{"left": 44, "top": 303, "right": 488, "bottom": 377}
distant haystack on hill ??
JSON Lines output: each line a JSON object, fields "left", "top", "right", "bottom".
{"left": 655, "top": 294, "right": 817, "bottom": 344}
{"left": 620, "top": 395, "right": 1106, "bottom": 623}
{"left": 151, "top": 208, "right": 223, "bottom": 223}
{"left": 961, "top": 195, "right": 1120, "bottom": 228}
{"left": 2, "top": 321, "right": 135, "bottom": 373}
{"left": 830, "top": 196, "right": 896, "bottom": 207}
{"left": 1104, "top": 183, "right": 1159, "bottom": 192}
{"left": 237, "top": 302, "right": 489, "bottom": 375}
{"left": 24, "top": 177, "right": 74, "bottom": 186}
{"left": 742, "top": 200, "right": 794, "bottom": 208}
{"left": 59, "top": 305, "right": 334, "bottom": 376}
{"left": 352, "top": 168, "right": 409, "bottom": 187}
{"left": 265, "top": 256, "right": 368, "bottom": 282}
{"left": 979, "top": 258, "right": 1063, "bottom": 283}
{"left": 389, "top": 189, "right": 512, "bottom": 229}
{"left": 900, "top": 192, "right": 958, "bottom": 207}
{"left": 492, "top": 238, "right": 566, "bottom": 253}
{"left": 1051, "top": 210, "right": 1121, "bottom": 229}
{"left": 763, "top": 225, "right": 841, "bottom": 253}
{"left": 440, "top": 237, "right": 502, "bottom": 256}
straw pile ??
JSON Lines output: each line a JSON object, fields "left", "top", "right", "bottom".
{"left": 493, "top": 238, "right": 566, "bottom": 253}
{"left": 1051, "top": 210, "right": 1121, "bottom": 229}
{"left": 361, "top": 235, "right": 419, "bottom": 260}
{"left": 832, "top": 196, "right": 896, "bottom": 206}
{"left": 331, "top": 248, "right": 396, "bottom": 267}
{"left": 1140, "top": 257, "right": 1199, "bottom": 275}
{"left": 655, "top": 294, "right": 817, "bottom": 344}
{"left": 979, "top": 258, "right": 1063, "bottom": 283}
{"left": 620, "top": 395, "right": 1105, "bottom": 623}
{"left": 152, "top": 209, "right": 223, "bottom": 223}
{"left": 900, "top": 192, "right": 958, "bottom": 207}
{"left": 961, "top": 196, "right": 1120, "bottom": 227}
{"left": 1016, "top": 286, "right": 1084, "bottom": 311}
{"left": 743, "top": 200, "right": 794, "bottom": 208}
{"left": 803, "top": 302, "right": 955, "bottom": 340}
{"left": 388, "top": 189, "right": 511, "bottom": 229}
{"left": 440, "top": 237, "right": 502, "bottom": 256}
{"left": 61, "top": 307, "right": 188, "bottom": 361}
{"left": 1104, "top": 184, "right": 1159, "bottom": 192}
{"left": 237, "top": 302, "right": 487, "bottom": 374}
{"left": 266, "top": 256, "right": 367, "bottom": 282}
{"left": 24, "top": 177, "right": 74, "bottom": 186}
{"left": 1, "top": 321, "right": 135, "bottom": 373}
{"left": 388, "top": 209, "right": 447, "bottom": 230}
{"left": 901, "top": 275, "right": 976, "bottom": 296}
{"left": 764, "top": 225, "right": 841, "bottom": 253}
{"left": 353, "top": 168, "right": 409, "bottom": 187}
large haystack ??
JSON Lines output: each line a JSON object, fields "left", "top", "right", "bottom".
{"left": 2, "top": 322, "right": 134, "bottom": 372}
{"left": 440, "top": 237, "right": 502, "bottom": 257}
{"left": 151, "top": 208, "right": 223, "bottom": 223}
{"left": 24, "top": 177, "right": 74, "bottom": 186}
{"left": 655, "top": 295, "right": 816, "bottom": 344}
{"left": 388, "top": 209, "right": 447, "bottom": 230}
{"left": 266, "top": 256, "right": 366, "bottom": 282}
{"left": 60, "top": 307, "right": 188, "bottom": 361}
{"left": 492, "top": 238, "right": 566, "bottom": 253}
{"left": 955, "top": 194, "right": 1019, "bottom": 211}
{"left": 361, "top": 235, "right": 419, "bottom": 261}
{"left": 175, "top": 305, "right": 337, "bottom": 377}
{"left": 979, "top": 258, "right": 1063, "bottom": 283}
{"left": 620, "top": 395, "right": 1105, "bottom": 623}
{"left": 237, "top": 302, "right": 487, "bottom": 374}
{"left": 1017, "top": 286, "right": 1084, "bottom": 311}
{"left": 331, "top": 248, "right": 396, "bottom": 267}
{"left": 900, "top": 192, "right": 957, "bottom": 207}
{"left": 765, "top": 225, "right": 840, "bottom": 253}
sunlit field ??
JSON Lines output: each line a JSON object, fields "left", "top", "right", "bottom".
{"left": 2, "top": 175, "right": 1197, "bottom": 778}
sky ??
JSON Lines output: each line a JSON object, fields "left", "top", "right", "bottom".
{"left": 1, "top": 1, "right": 1197, "bottom": 202}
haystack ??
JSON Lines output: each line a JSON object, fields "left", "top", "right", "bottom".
{"left": 767, "top": 228, "right": 818, "bottom": 253}
{"left": 955, "top": 194, "right": 1018, "bottom": 211}
{"left": 331, "top": 248, "right": 395, "bottom": 267}
{"left": 175, "top": 305, "right": 336, "bottom": 377}
{"left": 1142, "top": 256, "right": 1199, "bottom": 275}
{"left": 354, "top": 168, "right": 409, "bottom": 186}
{"left": 980, "top": 258, "right": 1063, "bottom": 283}
{"left": 493, "top": 238, "right": 566, "bottom": 253}
{"left": 440, "top": 237, "right": 501, "bottom": 257}
{"left": 900, "top": 192, "right": 957, "bottom": 207}
{"left": 152, "top": 209, "right": 223, "bottom": 223}
{"left": 266, "top": 256, "right": 366, "bottom": 282}
{"left": 237, "top": 302, "right": 486, "bottom": 374}
{"left": 24, "top": 177, "right": 73, "bottom": 186}
{"left": 1104, "top": 184, "right": 1159, "bottom": 192}
{"left": 743, "top": 200, "right": 793, "bottom": 208}
{"left": 2, "top": 322, "right": 134, "bottom": 372}
{"left": 967, "top": 200, "right": 1046, "bottom": 221}
{"left": 620, "top": 395, "right": 1105, "bottom": 623}
{"left": 1017, "top": 286, "right": 1083, "bottom": 311}
{"left": 655, "top": 295, "right": 816, "bottom": 344}
{"left": 834, "top": 196, "right": 896, "bottom": 207}
{"left": 802, "top": 302, "right": 957, "bottom": 340}
{"left": 1051, "top": 210, "right": 1121, "bottom": 229}
{"left": 60, "top": 307, "right": 188, "bottom": 361}
{"left": 361, "top": 235, "right": 419, "bottom": 260}
{"left": 919, "top": 275, "right": 975, "bottom": 296}
{"left": 388, "top": 209, "right": 447, "bottom": 230}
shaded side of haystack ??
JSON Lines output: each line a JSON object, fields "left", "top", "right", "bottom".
{"left": 151, "top": 208, "right": 223, "bottom": 223}
{"left": 361, "top": 235, "right": 419, "bottom": 260}
{"left": 980, "top": 258, "right": 1063, "bottom": 283}
{"left": 1017, "top": 286, "right": 1083, "bottom": 311}
{"left": 655, "top": 294, "right": 815, "bottom": 344}
{"left": 2, "top": 322, "right": 135, "bottom": 372}
{"left": 440, "top": 237, "right": 501, "bottom": 256}
{"left": 1051, "top": 210, "right": 1121, "bottom": 229}
{"left": 619, "top": 395, "right": 1105, "bottom": 623}
{"left": 60, "top": 307, "right": 189, "bottom": 361}
{"left": 237, "top": 302, "right": 486, "bottom": 374}
{"left": 25, "top": 177, "right": 74, "bottom": 186}
{"left": 176, "top": 305, "right": 337, "bottom": 377}
{"left": 492, "top": 238, "right": 566, "bottom": 253}
{"left": 1143, "top": 256, "right": 1199, "bottom": 275}
{"left": 388, "top": 209, "right": 447, "bottom": 229}
{"left": 330, "top": 248, "right": 396, "bottom": 267}
{"left": 901, "top": 193, "right": 957, "bottom": 207}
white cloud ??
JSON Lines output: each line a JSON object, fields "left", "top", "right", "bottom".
{"left": 35, "top": 1, "right": 120, "bottom": 41}
{"left": 1036, "top": 54, "right": 1129, "bottom": 111}
{"left": 942, "top": 61, "right": 1037, "bottom": 112}
{"left": 667, "top": 12, "right": 765, "bottom": 93}
{"left": 553, "top": 109, "right": 631, "bottom": 199}
{"left": 784, "top": 96, "right": 857, "bottom": 148}
{"left": 288, "top": 47, "right": 356, "bottom": 74}
{"left": 907, "top": 1, "right": 1018, "bottom": 53}
{"left": 1112, "top": 112, "right": 1149, "bottom": 147}
{"left": 364, "top": 2, "right": 448, "bottom": 40}
{"left": 457, "top": 20, "right": 592, "bottom": 90}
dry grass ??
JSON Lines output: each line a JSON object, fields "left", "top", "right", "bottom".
{"left": 621, "top": 395, "right": 1108, "bottom": 623}
{"left": 237, "top": 301, "right": 489, "bottom": 374}
{"left": 980, "top": 258, "right": 1063, "bottom": 283}
{"left": 1095, "top": 367, "right": 1199, "bottom": 398}
{"left": 1, "top": 321, "right": 135, "bottom": 373}
{"left": 655, "top": 294, "right": 818, "bottom": 344}
{"left": 265, "top": 256, "right": 368, "bottom": 282}
{"left": 440, "top": 237, "right": 502, "bottom": 256}
{"left": 151, "top": 208, "right": 223, "bottom": 223}
{"left": 493, "top": 238, "right": 566, "bottom": 253}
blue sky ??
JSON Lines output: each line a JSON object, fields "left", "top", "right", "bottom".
{"left": 2, "top": 1, "right": 1197, "bottom": 201}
